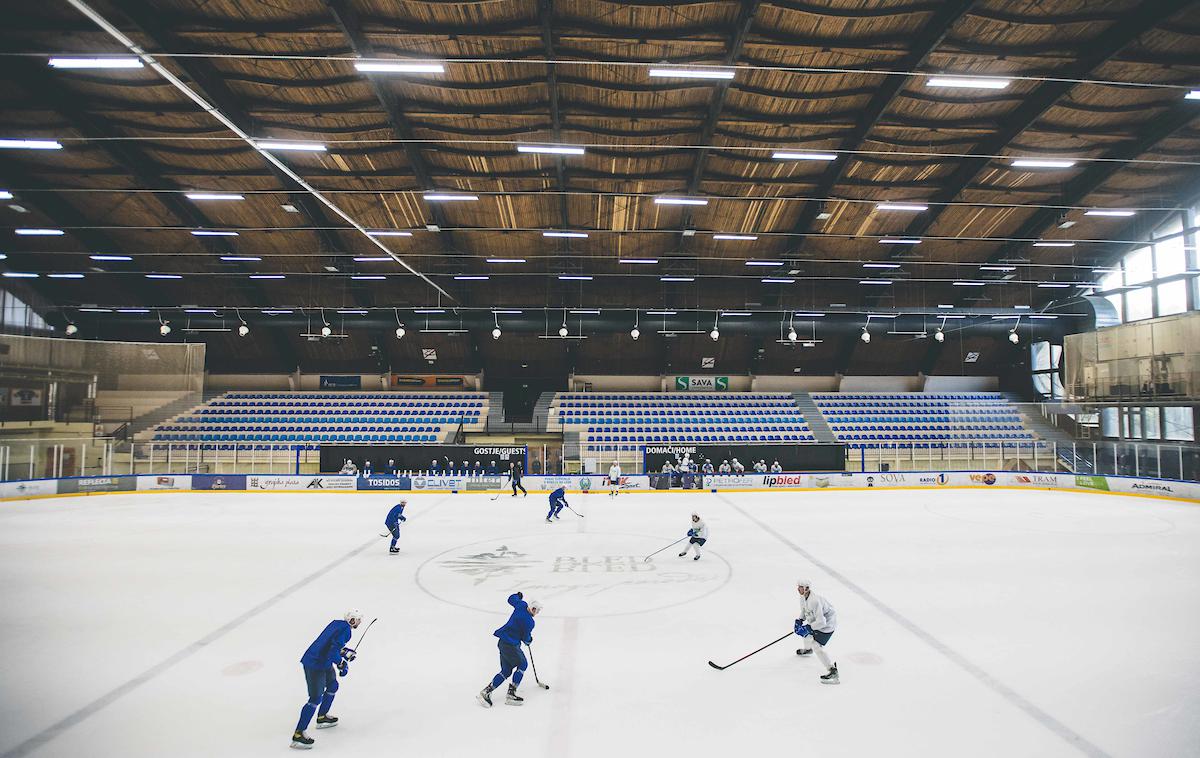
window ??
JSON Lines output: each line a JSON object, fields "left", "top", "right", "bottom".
{"left": 1125, "top": 247, "right": 1153, "bottom": 285}
{"left": 1153, "top": 218, "right": 1186, "bottom": 277}
{"left": 1157, "top": 280, "right": 1188, "bottom": 316}
{"left": 0, "top": 288, "right": 50, "bottom": 333}
{"left": 1125, "top": 287, "right": 1153, "bottom": 321}
{"left": 1101, "top": 407, "right": 1119, "bottom": 437}
{"left": 1164, "top": 407, "right": 1194, "bottom": 441}
{"left": 1144, "top": 407, "right": 1161, "bottom": 440}
{"left": 1092, "top": 210, "right": 1196, "bottom": 323}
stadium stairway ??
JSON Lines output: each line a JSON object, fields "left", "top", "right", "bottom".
{"left": 793, "top": 393, "right": 837, "bottom": 443}
{"left": 127, "top": 392, "right": 203, "bottom": 440}
{"left": 1006, "top": 397, "right": 1079, "bottom": 448}
{"left": 486, "top": 392, "right": 506, "bottom": 430}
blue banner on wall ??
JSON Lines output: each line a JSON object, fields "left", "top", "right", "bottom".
{"left": 192, "top": 474, "right": 247, "bottom": 490}
{"left": 320, "top": 376, "right": 362, "bottom": 389}
{"left": 356, "top": 476, "right": 412, "bottom": 490}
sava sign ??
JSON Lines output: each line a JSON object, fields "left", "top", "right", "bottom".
{"left": 675, "top": 376, "right": 729, "bottom": 391}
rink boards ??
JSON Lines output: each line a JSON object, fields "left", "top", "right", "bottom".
{"left": 2, "top": 470, "right": 1197, "bottom": 502}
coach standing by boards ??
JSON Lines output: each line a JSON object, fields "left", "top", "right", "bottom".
{"left": 509, "top": 460, "right": 528, "bottom": 497}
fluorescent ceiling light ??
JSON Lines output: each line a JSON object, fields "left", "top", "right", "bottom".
{"left": 1033, "top": 241, "right": 1075, "bottom": 247}
{"left": 558, "top": 275, "right": 593, "bottom": 280}
{"left": 367, "top": 230, "right": 413, "bottom": 237}
{"left": 762, "top": 277, "right": 796, "bottom": 284}
{"left": 191, "top": 230, "right": 239, "bottom": 236}
{"left": 486, "top": 258, "right": 526, "bottom": 263}
{"left": 0, "top": 139, "right": 63, "bottom": 150}
{"left": 185, "top": 308, "right": 218, "bottom": 314}
{"left": 859, "top": 279, "right": 893, "bottom": 285}
{"left": 713, "top": 234, "right": 757, "bottom": 240}
{"left": 185, "top": 192, "right": 244, "bottom": 201}
{"left": 517, "top": 145, "right": 585, "bottom": 155}
{"left": 454, "top": 275, "right": 489, "bottom": 280}
{"left": 953, "top": 281, "right": 986, "bottom": 286}
{"left": 876, "top": 203, "right": 928, "bottom": 212}
{"left": 220, "top": 256, "right": 261, "bottom": 261}
{"left": 620, "top": 258, "right": 658, "bottom": 264}
{"left": 1037, "top": 282, "right": 1073, "bottom": 288}
{"left": 413, "top": 309, "right": 445, "bottom": 314}
{"left": 49, "top": 57, "right": 143, "bottom": 69}
{"left": 570, "top": 309, "right": 601, "bottom": 315}
{"left": 79, "top": 307, "right": 112, "bottom": 312}
{"left": 117, "top": 308, "right": 149, "bottom": 313}
{"left": 862, "top": 263, "right": 900, "bottom": 269}
{"left": 255, "top": 141, "right": 326, "bottom": 152}
{"left": 744, "top": 260, "right": 783, "bottom": 266}
{"left": 1014, "top": 305, "right": 1031, "bottom": 309}
{"left": 261, "top": 309, "right": 293, "bottom": 315}
{"left": 879, "top": 238, "right": 921, "bottom": 244}
{"left": 654, "top": 197, "right": 708, "bottom": 206}
{"left": 646, "top": 310, "right": 676, "bottom": 315}
{"left": 351, "top": 275, "right": 385, "bottom": 280}
{"left": 354, "top": 257, "right": 392, "bottom": 262}
{"left": 648, "top": 68, "right": 734, "bottom": 80}
{"left": 492, "top": 309, "right": 523, "bottom": 314}
{"left": 90, "top": 254, "right": 131, "bottom": 261}
{"left": 0, "top": 190, "right": 12, "bottom": 199}
{"left": 1084, "top": 209, "right": 1135, "bottom": 217}
{"left": 772, "top": 152, "right": 837, "bottom": 161}
{"left": 48, "top": 273, "right": 84, "bottom": 278}
{"left": 2, "top": 272, "right": 38, "bottom": 278}
{"left": 146, "top": 274, "right": 182, "bottom": 279}
{"left": 1029, "top": 315, "right": 1059, "bottom": 319}
{"left": 337, "top": 309, "right": 368, "bottom": 315}
{"left": 16, "top": 228, "right": 64, "bottom": 235}
{"left": 660, "top": 276, "right": 695, "bottom": 282}
{"left": 424, "top": 193, "right": 478, "bottom": 201}
{"left": 1185, "top": 90, "right": 1200, "bottom": 100}
{"left": 941, "top": 315, "right": 967, "bottom": 319}
{"left": 543, "top": 231, "right": 588, "bottom": 238}
{"left": 937, "top": 304, "right": 955, "bottom": 308}
{"left": 723, "top": 311, "right": 752, "bottom": 316}
{"left": 816, "top": 212, "right": 832, "bottom": 220}
{"left": 926, "top": 77, "right": 1011, "bottom": 89}
{"left": 250, "top": 274, "right": 285, "bottom": 279}
{"left": 1011, "top": 159, "right": 1076, "bottom": 169}
{"left": 354, "top": 61, "right": 444, "bottom": 74}
{"left": 794, "top": 312, "right": 825, "bottom": 317}
{"left": 979, "top": 265, "right": 1016, "bottom": 271}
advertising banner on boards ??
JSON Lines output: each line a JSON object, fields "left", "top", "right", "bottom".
{"left": 57, "top": 476, "right": 136, "bottom": 494}
{"left": 192, "top": 474, "right": 246, "bottom": 491}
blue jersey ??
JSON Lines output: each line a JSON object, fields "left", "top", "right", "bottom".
{"left": 549, "top": 487, "right": 566, "bottom": 503}
{"left": 385, "top": 503, "right": 406, "bottom": 526}
{"left": 301, "top": 620, "right": 352, "bottom": 668}
{"left": 494, "top": 593, "right": 535, "bottom": 646}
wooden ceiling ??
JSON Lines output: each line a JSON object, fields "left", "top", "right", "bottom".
{"left": 1, "top": 0, "right": 1198, "bottom": 348}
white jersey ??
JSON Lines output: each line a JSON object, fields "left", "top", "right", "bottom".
{"left": 690, "top": 519, "right": 709, "bottom": 540}
{"left": 608, "top": 464, "right": 621, "bottom": 481}
{"left": 798, "top": 591, "right": 837, "bottom": 634}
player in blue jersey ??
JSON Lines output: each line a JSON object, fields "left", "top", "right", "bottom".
{"left": 291, "top": 609, "right": 362, "bottom": 749}
{"left": 384, "top": 500, "right": 407, "bottom": 554}
{"left": 477, "top": 593, "right": 542, "bottom": 707}
{"left": 545, "top": 486, "right": 567, "bottom": 523}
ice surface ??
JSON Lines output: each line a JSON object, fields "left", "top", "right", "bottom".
{"left": 1, "top": 488, "right": 1198, "bottom": 758}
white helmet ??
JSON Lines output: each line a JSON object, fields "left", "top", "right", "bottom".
{"left": 345, "top": 608, "right": 363, "bottom": 625}
{"left": 691, "top": 512, "right": 700, "bottom": 520}
{"left": 796, "top": 579, "right": 812, "bottom": 590}
{"left": 528, "top": 599, "right": 543, "bottom": 613}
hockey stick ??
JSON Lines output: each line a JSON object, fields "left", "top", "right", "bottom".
{"left": 526, "top": 644, "right": 550, "bottom": 690}
{"left": 349, "top": 618, "right": 378, "bottom": 653}
{"left": 643, "top": 536, "right": 688, "bottom": 562}
{"left": 707, "top": 631, "right": 793, "bottom": 670}
{"left": 564, "top": 504, "right": 584, "bottom": 518}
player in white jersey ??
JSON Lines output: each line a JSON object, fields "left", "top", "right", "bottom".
{"left": 794, "top": 579, "right": 839, "bottom": 684}
{"left": 679, "top": 512, "right": 709, "bottom": 561}
{"left": 607, "top": 462, "right": 622, "bottom": 496}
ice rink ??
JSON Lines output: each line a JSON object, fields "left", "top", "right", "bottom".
{"left": 1, "top": 486, "right": 1198, "bottom": 758}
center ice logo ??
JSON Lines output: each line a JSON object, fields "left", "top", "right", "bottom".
{"left": 416, "top": 533, "right": 731, "bottom": 618}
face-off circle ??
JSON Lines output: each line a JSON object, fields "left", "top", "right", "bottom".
{"left": 415, "top": 532, "right": 732, "bottom": 618}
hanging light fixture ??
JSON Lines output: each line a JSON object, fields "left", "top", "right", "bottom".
{"left": 394, "top": 309, "right": 406, "bottom": 339}
{"left": 710, "top": 312, "right": 720, "bottom": 341}
{"left": 860, "top": 326, "right": 871, "bottom": 344}
{"left": 630, "top": 310, "right": 640, "bottom": 340}
{"left": 492, "top": 312, "right": 502, "bottom": 340}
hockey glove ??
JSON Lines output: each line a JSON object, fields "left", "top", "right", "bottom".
{"left": 687, "top": 529, "right": 696, "bottom": 537}
{"left": 340, "top": 647, "right": 357, "bottom": 663}
{"left": 338, "top": 660, "right": 350, "bottom": 678}
{"left": 794, "top": 620, "right": 811, "bottom": 637}
{"left": 399, "top": 515, "right": 407, "bottom": 522}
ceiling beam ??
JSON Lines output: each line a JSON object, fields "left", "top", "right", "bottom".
{"left": 887, "top": 0, "right": 1194, "bottom": 255}
{"left": 538, "top": 0, "right": 571, "bottom": 232}
{"left": 787, "top": 0, "right": 977, "bottom": 243}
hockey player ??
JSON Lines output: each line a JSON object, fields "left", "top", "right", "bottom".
{"left": 607, "top": 461, "right": 622, "bottom": 496}
{"left": 477, "top": 593, "right": 542, "bottom": 707}
{"left": 509, "top": 461, "right": 528, "bottom": 497}
{"left": 718, "top": 460, "right": 731, "bottom": 474}
{"left": 701, "top": 459, "right": 714, "bottom": 475}
{"left": 292, "top": 610, "right": 362, "bottom": 749}
{"left": 754, "top": 460, "right": 767, "bottom": 473}
{"left": 795, "top": 579, "right": 839, "bottom": 684}
{"left": 732, "top": 458, "right": 745, "bottom": 474}
{"left": 771, "top": 460, "right": 783, "bottom": 473}
{"left": 384, "top": 500, "right": 407, "bottom": 554}
{"left": 679, "top": 512, "right": 708, "bottom": 560}
{"left": 546, "top": 486, "right": 567, "bottom": 522}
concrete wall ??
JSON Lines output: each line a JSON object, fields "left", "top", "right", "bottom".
{"left": 840, "top": 376, "right": 923, "bottom": 392}
{"left": 751, "top": 375, "right": 840, "bottom": 392}
{"left": 922, "top": 375, "right": 999, "bottom": 392}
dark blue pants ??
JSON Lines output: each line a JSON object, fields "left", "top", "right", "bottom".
{"left": 387, "top": 523, "right": 400, "bottom": 549}
{"left": 490, "top": 641, "right": 527, "bottom": 689}
{"left": 296, "top": 665, "right": 339, "bottom": 732}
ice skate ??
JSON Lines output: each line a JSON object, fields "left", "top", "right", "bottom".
{"left": 315, "top": 714, "right": 338, "bottom": 729}
{"left": 820, "top": 664, "right": 840, "bottom": 685}
{"left": 477, "top": 685, "right": 494, "bottom": 708}
{"left": 796, "top": 647, "right": 812, "bottom": 656}
{"left": 290, "top": 730, "right": 314, "bottom": 749}
{"left": 505, "top": 684, "right": 524, "bottom": 706}
{"left": 693, "top": 554, "right": 701, "bottom": 561}
{"left": 389, "top": 547, "right": 400, "bottom": 554}
{"left": 678, "top": 551, "right": 687, "bottom": 557}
